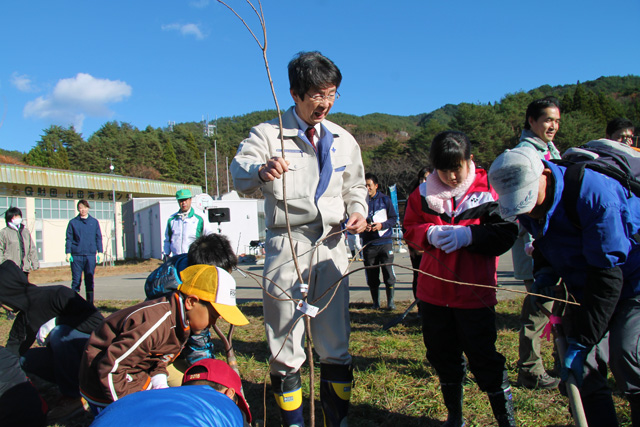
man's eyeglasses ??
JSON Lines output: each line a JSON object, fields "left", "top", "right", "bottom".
{"left": 619, "top": 134, "right": 635, "bottom": 141}
{"left": 306, "top": 92, "right": 340, "bottom": 103}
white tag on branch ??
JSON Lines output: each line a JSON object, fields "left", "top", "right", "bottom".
{"left": 296, "top": 300, "right": 319, "bottom": 317}
{"left": 299, "top": 283, "right": 309, "bottom": 293}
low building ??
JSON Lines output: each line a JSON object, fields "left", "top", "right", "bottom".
{"left": 0, "top": 163, "right": 201, "bottom": 267}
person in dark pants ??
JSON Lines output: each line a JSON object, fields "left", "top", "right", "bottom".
{"left": 404, "top": 131, "right": 518, "bottom": 427}
{"left": 489, "top": 146, "right": 640, "bottom": 426}
{"left": 65, "top": 200, "right": 103, "bottom": 305}
{"left": 0, "top": 260, "right": 103, "bottom": 421}
{"left": 361, "top": 173, "right": 398, "bottom": 310}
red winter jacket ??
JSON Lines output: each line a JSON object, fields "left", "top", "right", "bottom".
{"left": 403, "top": 169, "right": 517, "bottom": 309}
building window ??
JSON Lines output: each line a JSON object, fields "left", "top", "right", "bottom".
{"left": 35, "top": 230, "right": 43, "bottom": 262}
{"left": 0, "top": 197, "right": 27, "bottom": 215}
{"left": 35, "top": 199, "right": 76, "bottom": 220}
{"left": 91, "top": 201, "right": 115, "bottom": 220}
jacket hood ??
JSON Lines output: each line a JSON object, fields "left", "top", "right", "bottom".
{"left": 0, "top": 260, "right": 37, "bottom": 312}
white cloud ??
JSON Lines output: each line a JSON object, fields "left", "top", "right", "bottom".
{"left": 161, "top": 22, "right": 206, "bottom": 40}
{"left": 11, "top": 72, "right": 37, "bottom": 92}
{"left": 23, "top": 73, "right": 132, "bottom": 132}
{"left": 189, "top": 0, "right": 209, "bottom": 8}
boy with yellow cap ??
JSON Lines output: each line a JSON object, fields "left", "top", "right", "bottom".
{"left": 78, "top": 264, "right": 248, "bottom": 415}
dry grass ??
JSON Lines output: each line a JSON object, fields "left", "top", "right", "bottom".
{"left": 1, "top": 298, "right": 632, "bottom": 426}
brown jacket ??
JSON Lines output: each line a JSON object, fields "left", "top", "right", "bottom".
{"left": 79, "top": 292, "right": 190, "bottom": 405}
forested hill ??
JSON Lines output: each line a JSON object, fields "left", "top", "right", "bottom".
{"left": 5, "top": 75, "right": 639, "bottom": 200}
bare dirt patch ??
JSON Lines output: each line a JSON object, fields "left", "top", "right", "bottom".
{"left": 29, "top": 258, "right": 163, "bottom": 285}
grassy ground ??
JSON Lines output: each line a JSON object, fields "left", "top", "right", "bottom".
{"left": 2, "top": 298, "right": 632, "bottom": 426}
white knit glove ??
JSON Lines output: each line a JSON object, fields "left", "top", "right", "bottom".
{"left": 439, "top": 226, "right": 472, "bottom": 254}
{"left": 427, "top": 225, "right": 462, "bottom": 248}
{"left": 150, "top": 374, "right": 169, "bottom": 390}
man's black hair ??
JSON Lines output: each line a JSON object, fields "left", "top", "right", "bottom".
{"left": 429, "top": 131, "right": 471, "bottom": 171}
{"left": 364, "top": 173, "right": 379, "bottom": 185}
{"left": 4, "top": 207, "right": 22, "bottom": 226}
{"left": 288, "top": 51, "right": 342, "bottom": 100}
{"left": 524, "top": 96, "right": 561, "bottom": 130}
{"left": 606, "top": 117, "right": 634, "bottom": 138}
{"left": 187, "top": 234, "right": 238, "bottom": 272}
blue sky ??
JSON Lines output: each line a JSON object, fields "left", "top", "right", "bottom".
{"left": 1, "top": 0, "right": 638, "bottom": 154}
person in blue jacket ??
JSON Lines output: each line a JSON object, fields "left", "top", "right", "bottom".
{"left": 489, "top": 146, "right": 640, "bottom": 426}
{"left": 361, "top": 173, "right": 398, "bottom": 309}
{"left": 90, "top": 358, "right": 252, "bottom": 427}
{"left": 65, "top": 200, "right": 103, "bottom": 305}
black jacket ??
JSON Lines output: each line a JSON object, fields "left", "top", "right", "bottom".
{"left": 0, "top": 260, "right": 104, "bottom": 355}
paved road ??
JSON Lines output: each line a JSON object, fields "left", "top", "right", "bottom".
{"left": 43, "top": 250, "right": 525, "bottom": 304}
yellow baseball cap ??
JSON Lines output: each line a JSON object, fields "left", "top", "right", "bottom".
{"left": 178, "top": 265, "right": 248, "bottom": 326}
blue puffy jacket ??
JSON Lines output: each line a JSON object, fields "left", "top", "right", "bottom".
{"left": 519, "top": 160, "right": 640, "bottom": 345}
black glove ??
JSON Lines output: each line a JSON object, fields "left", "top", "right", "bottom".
{"left": 529, "top": 272, "right": 557, "bottom": 312}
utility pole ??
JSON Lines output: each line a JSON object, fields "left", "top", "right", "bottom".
{"left": 107, "top": 158, "right": 117, "bottom": 266}
{"left": 226, "top": 156, "right": 230, "bottom": 194}
{"left": 214, "top": 140, "right": 219, "bottom": 199}
{"left": 204, "top": 150, "right": 208, "bottom": 195}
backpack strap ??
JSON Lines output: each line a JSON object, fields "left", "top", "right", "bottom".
{"left": 562, "top": 163, "right": 585, "bottom": 229}
{"left": 563, "top": 163, "right": 640, "bottom": 243}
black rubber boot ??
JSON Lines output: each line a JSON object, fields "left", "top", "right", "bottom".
{"left": 86, "top": 291, "right": 94, "bottom": 306}
{"left": 271, "top": 372, "right": 304, "bottom": 427}
{"left": 385, "top": 285, "right": 395, "bottom": 310}
{"left": 369, "top": 286, "right": 380, "bottom": 309}
{"left": 320, "top": 363, "right": 353, "bottom": 427}
{"left": 441, "top": 382, "right": 464, "bottom": 427}
{"left": 487, "top": 387, "right": 516, "bottom": 427}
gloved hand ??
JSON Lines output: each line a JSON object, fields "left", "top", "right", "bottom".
{"left": 426, "top": 225, "right": 458, "bottom": 248}
{"left": 65, "top": 253, "right": 73, "bottom": 263}
{"left": 97, "top": 252, "right": 104, "bottom": 263}
{"left": 561, "top": 338, "right": 589, "bottom": 387}
{"left": 150, "top": 373, "right": 169, "bottom": 390}
{"left": 439, "top": 226, "right": 472, "bottom": 254}
{"left": 529, "top": 275, "right": 557, "bottom": 312}
{"left": 524, "top": 242, "right": 534, "bottom": 257}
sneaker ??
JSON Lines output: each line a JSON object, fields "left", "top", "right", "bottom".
{"left": 47, "top": 396, "right": 86, "bottom": 422}
{"left": 517, "top": 370, "right": 560, "bottom": 390}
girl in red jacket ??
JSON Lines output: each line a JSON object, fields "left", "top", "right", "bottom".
{"left": 403, "top": 131, "right": 517, "bottom": 427}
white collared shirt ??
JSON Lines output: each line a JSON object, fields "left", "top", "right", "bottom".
{"left": 292, "top": 107, "right": 321, "bottom": 145}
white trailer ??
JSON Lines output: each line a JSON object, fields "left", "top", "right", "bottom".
{"left": 124, "top": 194, "right": 261, "bottom": 259}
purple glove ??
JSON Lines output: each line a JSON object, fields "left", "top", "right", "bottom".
{"left": 427, "top": 225, "right": 452, "bottom": 247}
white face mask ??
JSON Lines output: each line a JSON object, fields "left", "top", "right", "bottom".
{"left": 11, "top": 217, "right": 22, "bottom": 227}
